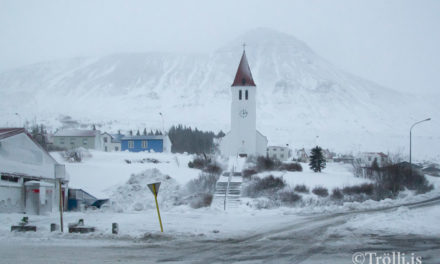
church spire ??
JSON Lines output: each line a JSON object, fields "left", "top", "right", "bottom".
{"left": 232, "top": 47, "right": 256, "bottom": 87}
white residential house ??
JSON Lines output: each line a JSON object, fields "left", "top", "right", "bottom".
{"left": 267, "top": 146, "right": 292, "bottom": 161}
{"left": 359, "top": 152, "right": 389, "bottom": 167}
{"left": 0, "top": 128, "right": 68, "bottom": 214}
{"left": 296, "top": 148, "right": 309, "bottom": 163}
{"left": 52, "top": 129, "right": 102, "bottom": 150}
{"left": 101, "top": 132, "right": 121, "bottom": 152}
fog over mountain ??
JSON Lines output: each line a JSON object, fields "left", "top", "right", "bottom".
{"left": 1, "top": 28, "right": 438, "bottom": 160}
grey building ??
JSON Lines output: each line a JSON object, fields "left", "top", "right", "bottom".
{"left": 52, "top": 129, "right": 102, "bottom": 150}
{"left": 267, "top": 146, "right": 292, "bottom": 161}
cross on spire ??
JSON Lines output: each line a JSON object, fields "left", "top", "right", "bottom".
{"left": 242, "top": 43, "right": 246, "bottom": 51}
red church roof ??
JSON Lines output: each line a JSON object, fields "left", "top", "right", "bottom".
{"left": 232, "top": 50, "right": 256, "bottom": 87}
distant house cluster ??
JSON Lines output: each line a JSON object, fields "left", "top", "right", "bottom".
{"left": 51, "top": 129, "right": 171, "bottom": 153}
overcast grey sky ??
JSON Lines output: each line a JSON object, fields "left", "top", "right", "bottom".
{"left": 1, "top": 0, "right": 439, "bottom": 94}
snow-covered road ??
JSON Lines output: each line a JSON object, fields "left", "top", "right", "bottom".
{"left": 2, "top": 197, "right": 440, "bottom": 264}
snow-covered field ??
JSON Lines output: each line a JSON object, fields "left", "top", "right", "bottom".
{"left": 2, "top": 151, "right": 440, "bottom": 248}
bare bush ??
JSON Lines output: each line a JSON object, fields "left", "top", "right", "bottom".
{"left": 331, "top": 188, "right": 344, "bottom": 200}
{"left": 312, "top": 186, "right": 329, "bottom": 197}
{"left": 62, "top": 147, "right": 91, "bottom": 163}
{"left": 189, "top": 193, "right": 213, "bottom": 209}
{"left": 294, "top": 184, "right": 310, "bottom": 193}
{"left": 186, "top": 173, "right": 219, "bottom": 194}
{"left": 242, "top": 175, "right": 286, "bottom": 198}
{"left": 256, "top": 156, "right": 278, "bottom": 171}
{"left": 342, "top": 183, "right": 374, "bottom": 196}
{"left": 279, "top": 162, "right": 303, "bottom": 172}
{"left": 242, "top": 169, "right": 258, "bottom": 179}
{"left": 277, "top": 190, "right": 302, "bottom": 205}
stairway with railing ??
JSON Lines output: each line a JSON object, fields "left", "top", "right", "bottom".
{"left": 211, "top": 156, "right": 246, "bottom": 210}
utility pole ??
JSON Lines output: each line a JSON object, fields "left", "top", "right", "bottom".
{"left": 409, "top": 118, "right": 431, "bottom": 177}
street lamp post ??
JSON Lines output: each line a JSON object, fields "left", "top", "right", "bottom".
{"left": 159, "top": 112, "right": 165, "bottom": 135}
{"left": 409, "top": 118, "right": 431, "bottom": 176}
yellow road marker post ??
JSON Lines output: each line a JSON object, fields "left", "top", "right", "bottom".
{"left": 148, "top": 182, "right": 163, "bottom": 232}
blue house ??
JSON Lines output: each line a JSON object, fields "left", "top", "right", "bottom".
{"left": 120, "top": 135, "right": 171, "bottom": 153}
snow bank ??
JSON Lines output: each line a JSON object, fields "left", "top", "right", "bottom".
{"left": 109, "top": 168, "right": 181, "bottom": 212}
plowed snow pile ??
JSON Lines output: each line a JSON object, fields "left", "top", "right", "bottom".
{"left": 109, "top": 168, "right": 181, "bottom": 212}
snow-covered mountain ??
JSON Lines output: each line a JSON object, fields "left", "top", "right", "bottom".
{"left": 1, "top": 28, "right": 438, "bottom": 159}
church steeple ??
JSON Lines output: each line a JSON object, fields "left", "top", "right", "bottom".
{"left": 232, "top": 49, "right": 256, "bottom": 87}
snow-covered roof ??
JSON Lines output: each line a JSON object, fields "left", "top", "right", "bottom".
{"left": 121, "top": 135, "right": 165, "bottom": 140}
{"left": 0, "top": 128, "right": 25, "bottom": 140}
{"left": 54, "top": 129, "right": 100, "bottom": 137}
{"left": 111, "top": 134, "right": 125, "bottom": 143}
{"left": 231, "top": 50, "right": 256, "bottom": 87}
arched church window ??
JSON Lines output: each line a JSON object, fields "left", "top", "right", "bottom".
{"left": 239, "top": 90, "right": 242, "bottom": 100}
{"left": 245, "top": 90, "right": 248, "bottom": 100}
{"left": 242, "top": 78, "right": 246, "bottom": 85}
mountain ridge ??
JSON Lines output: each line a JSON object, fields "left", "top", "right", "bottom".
{"left": 1, "top": 28, "right": 438, "bottom": 160}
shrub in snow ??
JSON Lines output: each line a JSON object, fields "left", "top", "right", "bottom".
{"left": 185, "top": 173, "right": 219, "bottom": 194}
{"left": 279, "top": 162, "right": 303, "bottom": 172}
{"left": 182, "top": 173, "right": 219, "bottom": 208}
{"left": 371, "top": 163, "right": 434, "bottom": 196}
{"left": 277, "top": 190, "right": 302, "bottom": 205}
{"left": 62, "top": 147, "right": 92, "bottom": 162}
{"left": 294, "top": 184, "right": 310, "bottom": 193}
{"left": 342, "top": 183, "right": 374, "bottom": 196}
{"left": 256, "top": 156, "right": 279, "bottom": 171}
{"left": 242, "top": 175, "right": 286, "bottom": 198}
{"left": 188, "top": 156, "right": 223, "bottom": 175}
{"left": 188, "top": 157, "right": 208, "bottom": 169}
{"left": 188, "top": 193, "right": 213, "bottom": 209}
{"left": 242, "top": 169, "right": 258, "bottom": 180}
{"left": 203, "top": 163, "right": 222, "bottom": 174}
{"left": 312, "top": 186, "right": 329, "bottom": 197}
{"left": 331, "top": 188, "right": 344, "bottom": 200}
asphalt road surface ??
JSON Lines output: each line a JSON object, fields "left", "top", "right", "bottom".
{"left": 1, "top": 197, "right": 440, "bottom": 264}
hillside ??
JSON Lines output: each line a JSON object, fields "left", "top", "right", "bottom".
{"left": 1, "top": 28, "right": 438, "bottom": 159}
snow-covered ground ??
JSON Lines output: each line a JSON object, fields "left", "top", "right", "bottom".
{"left": 2, "top": 151, "right": 440, "bottom": 250}
{"left": 52, "top": 150, "right": 201, "bottom": 198}
{"left": 256, "top": 162, "right": 371, "bottom": 190}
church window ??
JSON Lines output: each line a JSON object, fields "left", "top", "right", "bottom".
{"left": 239, "top": 90, "right": 242, "bottom": 100}
{"left": 245, "top": 90, "right": 248, "bottom": 100}
{"left": 242, "top": 78, "right": 246, "bottom": 85}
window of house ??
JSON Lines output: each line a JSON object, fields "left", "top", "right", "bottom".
{"left": 1, "top": 174, "right": 19, "bottom": 183}
{"left": 83, "top": 139, "right": 87, "bottom": 145}
{"left": 60, "top": 138, "right": 65, "bottom": 144}
{"left": 368, "top": 157, "right": 371, "bottom": 161}
{"left": 142, "top": 141, "right": 148, "bottom": 148}
{"left": 280, "top": 154, "right": 284, "bottom": 159}
{"left": 239, "top": 90, "right": 242, "bottom": 100}
{"left": 105, "top": 146, "right": 108, "bottom": 152}
{"left": 128, "top": 141, "right": 134, "bottom": 148}
{"left": 245, "top": 90, "right": 248, "bottom": 100}
{"left": 115, "top": 146, "right": 119, "bottom": 151}
{"left": 104, "top": 137, "right": 108, "bottom": 143}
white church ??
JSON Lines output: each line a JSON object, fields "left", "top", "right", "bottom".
{"left": 220, "top": 49, "right": 268, "bottom": 157}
